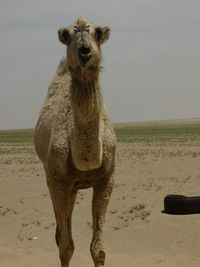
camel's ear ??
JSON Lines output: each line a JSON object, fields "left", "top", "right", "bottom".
{"left": 58, "top": 28, "right": 71, "bottom": 45}
{"left": 95, "top": 26, "right": 110, "bottom": 44}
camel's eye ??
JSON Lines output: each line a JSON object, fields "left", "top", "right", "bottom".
{"left": 74, "top": 26, "right": 80, "bottom": 33}
{"left": 85, "top": 25, "right": 90, "bottom": 32}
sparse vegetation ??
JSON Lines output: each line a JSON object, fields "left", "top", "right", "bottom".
{"left": 114, "top": 121, "right": 200, "bottom": 143}
{"left": 1, "top": 119, "right": 200, "bottom": 262}
{"left": 0, "top": 129, "right": 33, "bottom": 144}
{"left": 1, "top": 121, "right": 200, "bottom": 144}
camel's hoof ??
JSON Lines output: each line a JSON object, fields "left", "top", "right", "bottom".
{"left": 98, "top": 250, "right": 105, "bottom": 266}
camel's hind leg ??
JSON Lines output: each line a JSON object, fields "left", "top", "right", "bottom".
{"left": 47, "top": 176, "right": 77, "bottom": 267}
{"left": 90, "top": 177, "right": 114, "bottom": 267}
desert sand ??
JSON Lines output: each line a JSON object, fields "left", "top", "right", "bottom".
{"left": 1, "top": 135, "right": 200, "bottom": 266}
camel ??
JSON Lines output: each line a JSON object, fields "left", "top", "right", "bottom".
{"left": 34, "top": 17, "right": 116, "bottom": 267}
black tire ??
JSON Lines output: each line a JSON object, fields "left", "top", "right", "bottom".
{"left": 163, "top": 195, "right": 200, "bottom": 215}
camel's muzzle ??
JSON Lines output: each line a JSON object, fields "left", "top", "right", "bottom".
{"left": 78, "top": 46, "right": 92, "bottom": 67}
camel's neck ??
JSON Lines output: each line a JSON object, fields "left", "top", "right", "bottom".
{"left": 70, "top": 70, "right": 103, "bottom": 171}
{"left": 70, "top": 75, "right": 102, "bottom": 123}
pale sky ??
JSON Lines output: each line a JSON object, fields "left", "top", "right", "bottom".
{"left": 0, "top": 0, "right": 200, "bottom": 130}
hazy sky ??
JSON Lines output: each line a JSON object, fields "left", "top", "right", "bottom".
{"left": 0, "top": 0, "right": 200, "bottom": 129}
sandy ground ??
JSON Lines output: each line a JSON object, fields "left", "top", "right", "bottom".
{"left": 1, "top": 140, "right": 200, "bottom": 266}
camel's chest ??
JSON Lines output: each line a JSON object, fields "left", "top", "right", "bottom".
{"left": 47, "top": 132, "right": 114, "bottom": 184}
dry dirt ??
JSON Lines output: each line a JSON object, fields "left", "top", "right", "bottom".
{"left": 1, "top": 141, "right": 200, "bottom": 266}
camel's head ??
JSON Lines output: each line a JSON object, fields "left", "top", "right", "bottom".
{"left": 58, "top": 17, "right": 110, "bottom": 70}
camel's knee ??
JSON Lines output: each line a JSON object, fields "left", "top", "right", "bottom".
{"left": 55, "top": 226, "right": 74, "bottom": 265}
{"left": 90, "top": 239, "right": 105, "bottom": 266}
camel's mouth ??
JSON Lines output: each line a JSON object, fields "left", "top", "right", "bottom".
{"left": 78, "top": 47, "right": 92, "bottom": 67}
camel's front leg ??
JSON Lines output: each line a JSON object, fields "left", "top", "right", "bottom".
{"left": 47, "top": 177, "right": 77, "bottom": 267}
{"left": 91, "top": 177, "right": 114, "bottom": 267}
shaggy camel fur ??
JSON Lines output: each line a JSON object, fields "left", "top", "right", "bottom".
{"left": 34, "top": 17, "right": 116, "bottom": 267}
